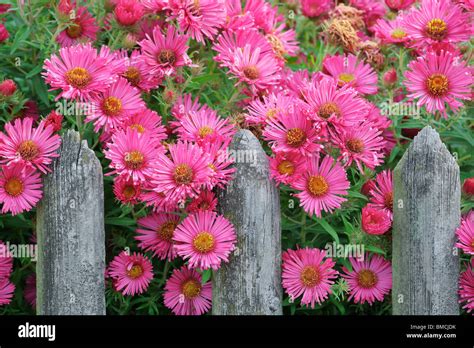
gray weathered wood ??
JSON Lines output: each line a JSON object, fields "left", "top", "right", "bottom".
{"left": 393, "top": 126, "right": 460, "bottom": 315}
{"left": 36, "top": 130, "right": 105, "bottom": 315}
{"left": 213, "top": 130, "right": 282, "bottom": 315}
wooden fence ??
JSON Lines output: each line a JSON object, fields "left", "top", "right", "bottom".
{"left": 35, "top": 126, "right": 461, "bottom": 315}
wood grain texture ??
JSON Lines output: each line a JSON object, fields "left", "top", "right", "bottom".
{"left": 36, "top": 130, "right": 105, "bottom": 315}
{"left": 393, "top": 126, "right": 460, "bottom": 315}
{"left": 213, "top": 130, "right": 282, "bottom": 315}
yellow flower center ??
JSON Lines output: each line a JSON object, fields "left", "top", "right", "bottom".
{"left": 158, "top": 221, "right": 178, "bottom": 242}
{"left": 157, "top": 49, "right": 176, "bottom": 65}
{"left": 124, "top": 150, "right": 145, "bottom": 169}
{"left": 173, "top": 164, "right": 194, "bottom": 185}
{"left": 266, "top": 108, "right": 278, "bottom": 120}
{"left": 124, "top": 66, "right": 141, "bottom": 86}
{"left": 243, "top": 66, "right": 259, "bottom": 80}
{"left": 346, "top": 138, "right": 364, "bottom": 153}
{"left": 18, "top": 140, "right": 40, "bottom": 161}
{"left": 286, "top": 128, "right": 306, "bottom": 147}
{"left": 192, "top": 231, "right": 215, "bottom": 253}
{"left": 5, "top": 178, "right": 24, "bottom": 197}
{"left": 391, "top": 28, "right": 407, "bottom": 40}
{"left": 318, "top": 102, "right": 341, "bottom": 119}
{"left": 66, "top": 67, "right": 91, "bottom": 89}
{"left": 181, "top": 279, "right": 202, "bottom": 299}
{"left": 426, "top": 73, "right": 448, "bottom": 97}
{"left": 126, "top": 264, "right": 143, "bottom": 279}
{"left": 198, "top": 126, "right": 214, "bottom": 138}
{"left": 300, "top": 265, "right": 321, "bottom": 287}
{"left": 308, "top": 175, "right": 329, "bottom": 197}
{"left": 426, "top": 18, "right": 447, "bottom": 40}
{"left": 129, "top": 123, "right": 146, "bottom": 134}
{"left": 102, "top": 96, "right": 123, "bottom": 116}
{"left": 338, "top": 73, "right": 355, "bottom": 86}
{"left": 277, "top": 160, "right": 295, "bottom": 175}
{"left": 266, "top": 33, "right": 286, "bottom": 58}
{"left": 357, "top": 269, "right": 378, "bottom": 289}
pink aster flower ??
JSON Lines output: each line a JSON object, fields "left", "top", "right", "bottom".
{"left": 0, "top": 118, "right": 61, "bottom": 173}
{"left": 291, "top": 155, "right": 349, "bottom": 217}
{"left": 173, "top": 211, "right": 237, "bottom": 270}
{"left": 282, "top": 247, "right": 338, "bottom": 308}
{"left": 108, "top": 251, "right": 153, "bottom": 296}
{"left": 167, "top": 0, "right": 226, "bottom": 43}
{"left": 361, "top": 206, "right": 392, "bottom": 235}
{"left": 114, "top": 0, "right": 144, "bottom": 26}
{"left": 303, "top": 77, "right": 368, "bottom": 130}
{"left": 403, "top": 0, "right": 470, "bottom": 47}
{"left": 136, "top": 212, "right": 181, "bottom": 260}
{"left": 42, "top": 43, "right": 116, "bottom": 101}
{"left": 263, "top": 106, "right": 324, "bottom": 157}
{"left": 86, "top": 77, "right": 145, "bottom": 132}
{"left": 300, "top": 0, "right": 334, "bottom": 17}
{"left": 150, "top": 141, "right": 212, "bottom": 202}
{"left": 323, "top": 54, "right": 378, "bottom": 95}
{"left": 404, "top": 51, "right": 472, "bottom": 116}
{"left": 171, "top": 93, "right": 209, "bottom": 121}
{"left": 385, "top": 0, "right": 416, "bottom": 10}
{"left": 332, "top": 122, "right": 386, "bottom": 172}
{"left": 213, "top": 29, "right": 273, "bottom": 68}
{"left": 105, "top": 128, "right": 161, "bottom": 183}
{"left": 201, "top": 139, "right": 236, "bottom": 190}
{"left": 269, "top": 152, "right": 306, "bottom": 186}
{"left": 56, "top": 6, "right": 99, "bottom": 47}
{"left": 113, "top": 176, "right": 144, "bottom": 205}
{"left": 24, "top": 273, "right": 36, "bottom": 308}
{"left": 263, "top": 11, "right": 299, "bottom": 60}
{"left": 118, "top": 50, "right": 161, "bottom": 91}
{"left": 368, "top": 170, "right": 393, "bottom": 218}
{"left": 0, "top": 278, "right": 15, "bottom": 305}
{"left": 139, "top": 25, "right": 193, "bottom": 78}
{"left": 118, "top": 109, "right": 167, "bottom": 143}
{"left": 0, "top": 23, "right": 9, "bottom": 43}
{"left": 174, "top": 108, "right": 236, "bottom": 145}
{"left": 186, "top": 190, "right": 218, "bottom": 213}
{"left": 342, "top": 253, "right": 392, "bottom": 305}
{"left": 456, "top": 216, "right": 474, "bottom": 255}
{"left": 0, "top": 164, "right": 43, "bottom": 215}
{"left": 164, "top": 265, "right": 212, "bottom": 315}
{"left": 227, "top": 44, "right": 281, "bottom": 93}
{"left": 141, "top": 189, "right": 180, "bottom": 213}
{"left": 459, "top": 260, "right": 474, "bottom": 313}
{"left": 246, "top": 93, "right": 298, "bottom": 126}
{"left": 373, "top": 18, "right": 409, "bottom": 44}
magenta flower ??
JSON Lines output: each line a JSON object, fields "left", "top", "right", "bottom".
{"left": 368, "top": 170, "right": 393, "bottom": 218}
{"left": 323, "top": 54, "right": 378, "bottom": 95}
{"left": 43, "top": 43, "right": 116, "bottom": 100}
{"left": 56, "top": 6, "right": 99, "bottom": 47}
{"left": 361, "top": 206, "right": 392, "bottom": 235}
{"left": 0, "top": 164, "right": 43, "bottom": 216}
{"left": 136, "top": 212, "right": 181, "bottom": 261}
{"left": 459, "top": 260, "right": 474, "bottom": 314}
{"left": 0, "top": 278, "right": 15, "bottom": 305}
{"left": 282, "top": 247, "right": 338, "bottom": 308}
{"left": 291, "top": 155, "right": 350, "bottom": 217}
{"left": 342, "top": 253, "right": 392, "bottom": 305}
{"left": 108, "top": 252, "right": 153, "bottom": 296}
{"left": 456, "top": 216, "right": 474, "bottom": 255}
{"left": 0, "top": 118, "right": 61, "bottom": 173}
{"left": 164, "top": 265, "right": 212, "bottom": 315}
{"left": 173, "top": 211, "right": 237, "bottom": 270}
{"left": 404, "top": 51, "right": 472, "bottom": 116}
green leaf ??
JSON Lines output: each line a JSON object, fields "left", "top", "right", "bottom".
{"left": 10, "top": 27, "right": 31, "bottom": 55}
{"left": 316, "top": 217, "right": 340, "bottom": 244}
{"left": 105, "top": 217, "right": 136, "bottom": 226}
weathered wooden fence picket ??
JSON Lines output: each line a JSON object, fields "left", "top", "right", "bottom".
{"left": 35, "top": 126, "right": 462, "bottom": 315}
